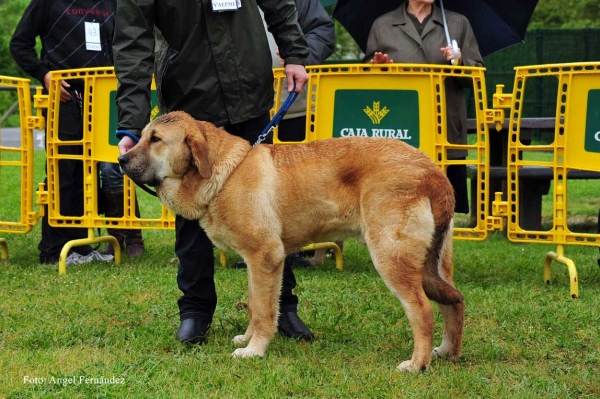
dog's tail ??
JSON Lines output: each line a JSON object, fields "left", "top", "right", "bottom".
{"left": 421, "top": 174, "right": 464, "bottom": 305}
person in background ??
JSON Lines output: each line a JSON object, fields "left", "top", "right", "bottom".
{"left": 267, "top": 0, "right": 335, "bottom": 143}
{"left": 10, "top": 0, "right": 117, "bottom": 264}
{"left": 113, "top": 0, "right": 313, "bottom": 344}
{"left": 364, "top": 0, "right": 484, "bottom": 214}
{"left": 232, "top": 0, "right": 334, "bottom": 269}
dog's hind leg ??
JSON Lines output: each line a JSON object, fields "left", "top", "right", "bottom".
{"left": 432, "top": 300, "right": 464, "bottom": 361}
{"left": 431, "top": 228, "right": 464, "bottom": 361}
{"left": 365, "top": 198, "right": 436, "bottom": 372}
{"left": 232, "top": 247, "right": 285, "bottom": 359}
{"left": 371, "top": 244, "right": 434, "bottom": 372}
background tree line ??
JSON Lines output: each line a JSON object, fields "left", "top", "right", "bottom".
{"left": 1, "top": 0, "right": 600, "bottom": 125}
{"left": 2, "top": 0, "right": 600, "bottom": 78}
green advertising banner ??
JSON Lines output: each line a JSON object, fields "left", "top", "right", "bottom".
{"left": 585, "top": 89, "right": 600, "bottom": 153}
{"left": 108, "top": 90, "right": 160, "bottom": 146}
{"left": 332, "top": 89, "right": 420, "bottom": 148}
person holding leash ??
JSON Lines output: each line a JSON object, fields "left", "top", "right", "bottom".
{"left": 232, "top": 1, "right": 335, "bottom": 268}
{"left": 113, "top": 0, "right": 314, "bottom": 344}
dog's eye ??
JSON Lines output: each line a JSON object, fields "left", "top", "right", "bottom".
{"left": 149, "top": 136, "right": 161, "bottom": 143}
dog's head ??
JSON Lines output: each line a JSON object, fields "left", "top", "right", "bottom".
{"left": 118, "top": 111, "right": 212, "bottom": 188}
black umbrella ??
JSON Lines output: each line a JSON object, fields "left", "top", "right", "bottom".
{"left": 332, "top": 0, "right": 540, "bottom": 57}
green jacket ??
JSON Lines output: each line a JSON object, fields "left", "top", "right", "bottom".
{"left": 113, "top": 0, "right": 309, "bottom": 134}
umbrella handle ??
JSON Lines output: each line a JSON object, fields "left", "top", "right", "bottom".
{"left": 440, "top": 0, "right": 460, "bottom": 65}
{"left": 451, "top": 39, "right": 459, "bottom": 65}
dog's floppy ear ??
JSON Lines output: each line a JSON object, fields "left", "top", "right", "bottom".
{"left": 186, "top": 123, "right": 212, "bottom": 179}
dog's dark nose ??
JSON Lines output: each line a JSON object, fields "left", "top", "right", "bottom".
{"left": 118, "top": 155, "right": 129, "bottom": 166}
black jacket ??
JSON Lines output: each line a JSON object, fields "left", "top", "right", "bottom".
{"left": 10, "top": 0, "right": 115, "bottom": 86}
{"left": 266, "top": 0, "right": 334, "bottom": 119}
{"left": 113, "top": 0, "right": 309, "bottom": 134}
{"left": 295, "top": 0, "right": 334, "bottom": 66}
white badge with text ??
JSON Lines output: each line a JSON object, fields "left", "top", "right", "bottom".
{"left": 85, "top": 22, "right": 101, "bottom": 51}
{"left": 212, "top": 0, "right": 239, "bottom": 11}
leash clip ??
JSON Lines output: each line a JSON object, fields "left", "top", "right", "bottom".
{"left": 253, "top": 81, "right": 299, "bottom": 147}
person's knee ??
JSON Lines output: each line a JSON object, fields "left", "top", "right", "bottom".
{"left": 100, "top": 162, "right": 125, "bottom": 189}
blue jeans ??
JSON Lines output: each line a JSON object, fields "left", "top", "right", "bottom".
{"left": 99, "top": 161, "right": 125, "bottom": 190}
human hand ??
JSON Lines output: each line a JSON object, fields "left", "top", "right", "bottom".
{"left": 370, "top": 52, "right": 393, "bottom": 64}
{"left": 44, "top": 73, "right": 71, "bottom": 102}
{"left": 440, "top": 45, "right": 462, "bottom": 65}
{"left": 117, "top": 136, "right": 137, "bottom": 156}
{"left": 285, "top": 64, "right": 308, "bottom": 93}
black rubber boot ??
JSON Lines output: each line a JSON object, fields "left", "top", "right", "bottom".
{"left": 176, "top": 318, "right": 211, "bottom": 344}
{"left": 278, "top": 310, "right": 314, "bottom": 341}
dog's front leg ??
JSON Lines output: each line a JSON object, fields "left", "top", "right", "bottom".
{"left": 232, "top": 322, "right": 253, "bottom": 346}
{"left": 232, "top": 283, "right": 255, "bottom": 346}
{"left": 232, "top": 252, "right": 284, "bottom": 359}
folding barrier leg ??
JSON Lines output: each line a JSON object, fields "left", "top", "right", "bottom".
{"left": 219, "top": 242, "right": 343, "bottom": 270}
{"left": 300, "top": 242, "right": 344, "bottom": 270}
{"left": 58, "top": 228, "right": 121, "bottom": 274}
{"left": 544, "top": 244, "right": 579, "bottom": 299}
{"left": 219, "top": 250, "right": 227, "bottom": 268}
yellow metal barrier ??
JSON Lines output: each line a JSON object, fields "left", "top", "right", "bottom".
{"left": 15, "top": 63, "right": 598, "bottom": 292}
{"left": 273, "top": 64, "right": 504, "bottom": 246}
{"left": 0, "top": 76, "right": 41, "bottom": 257}
{"left": 492, "top": 62, "right": 600, "bottom": 298}
{"left": 37, "top": 67, "right": 346, "bottom": 271}
{"left": 302, "top": 242, "right": 343, "bottom": 270}
{"left": 40, "top": 68, "right": 175, "bottom": 273}
{"left": 5, "top": 66, "right": 505, "bottom": 272}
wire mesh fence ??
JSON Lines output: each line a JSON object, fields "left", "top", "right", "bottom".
{"left": 470, "top": 29, "right": 600, "bottom": 119}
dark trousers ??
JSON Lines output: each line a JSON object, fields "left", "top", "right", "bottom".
{"left": 446, "top": 160, "right": 469, "bottom": 214}
{"left": 38, "top": 93, "right": 92, "bottom": 262}
{"left": 278, "top": 116, "right": 306, "bottom": 142}
{"left": 176, "top": 112, "right": 299, "bottom": 321}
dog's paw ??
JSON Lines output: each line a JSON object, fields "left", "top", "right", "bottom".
{"left": 432, "top": 346, "right": 459, "bottom": 361}
{"left": 232, "top": 347, "right": 263, "bottom": 358}
{"left": 232, "top": 335, "right": 248, "bottom": 346}
{"left": 396, "top": 360, "right": 428, "bottom": 373}
{"left": 432, "top": 346, "right": 447, "bottom": 359}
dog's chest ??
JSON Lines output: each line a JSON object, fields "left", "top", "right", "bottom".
{"left": 198, "top": 216, "right": 236, "bottom": 252}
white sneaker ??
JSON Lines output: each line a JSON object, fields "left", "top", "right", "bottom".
{"left": 66, "top": 251, "right": 114, "bottom": 266}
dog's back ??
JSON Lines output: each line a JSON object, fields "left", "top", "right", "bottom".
{"left": 265, "top": 137, "right": 454, "bottom": 249}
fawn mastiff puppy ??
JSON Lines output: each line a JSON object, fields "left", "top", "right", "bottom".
{"left": 118, "top": 111, "right": 465, "bottom": 372}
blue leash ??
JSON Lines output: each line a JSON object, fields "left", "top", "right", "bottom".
{"left": 116, "top": 83, "right": 299, "bottom": 196}
{"left": 253, "top": 82, "right": 299, "bottom": 146}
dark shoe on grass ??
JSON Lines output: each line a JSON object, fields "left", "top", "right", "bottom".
{"left": 176, "top": 318, "right": 211, "bottom": 344}
{"left": 232, "top": 260, "right": 248, "bottom": 269}
{"left": 278, "top": 311, "right": 314, "bottom": 341}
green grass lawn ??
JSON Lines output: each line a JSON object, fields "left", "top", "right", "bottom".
{"left": 1, "top": 151, "right": 599, "bottom": 398}
{"left": 1, "top": 233, "right": 599, "bottom": 398}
